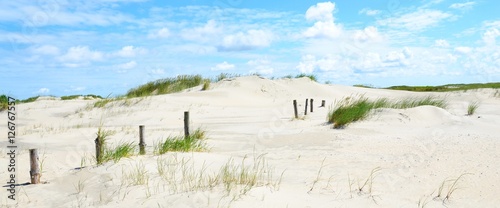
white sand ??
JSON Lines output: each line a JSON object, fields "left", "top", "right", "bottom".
{"left": 1, "top": 76, "right": 500, "bottom": 207}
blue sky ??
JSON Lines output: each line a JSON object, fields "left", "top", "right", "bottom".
{"left": 1, "top": 0, "right": 499, "bottom": 99}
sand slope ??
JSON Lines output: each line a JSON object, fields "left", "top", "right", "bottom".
{"left": 1, "top": 76, "right": 500, "bottom": 207}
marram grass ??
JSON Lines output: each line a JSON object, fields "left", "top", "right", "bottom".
{"left": 328, "top": 95, "right": 448, "bottom": 128}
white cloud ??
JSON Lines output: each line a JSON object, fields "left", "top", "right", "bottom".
{"left": 211, "top": 61, "right": 235, "bottom": 71}
{"left": 305, "top": 1, "right": 335, "bottom": 22}
{"left": 449, "top": 2, "right": 476, "bottom": 9}
{"left": 296, "top": 55, "right": 317, "bottom": 73}
{"left": 181, "top": 20, "right": 222, "bottom": 43}
{"left": 296, "top": 54, "right": 346, "bottom": 73}
{"left": 434, "top": 39, "right": 450, "bottom": 47}
{"left": 117, "top": 61, "right": 137, "bottom": 69}
{"left": 454, "top": 46, "right": 472, "bottom": 54}
{"left": 353, "top": 26, "right": 383, "bottom": 42}
{"left": 359, "top": 8, "right": 381, "bottom": 16}
{"left": 148, "top": 27, "right": 170, "bottom": 39}
{"left": 482, "top": 28, "right": 500, "bottom": 45}
{"left": 219, "top": 30, "right": 273, "bottom": 51}
{"left": 36, "top": 88, "right": 50, "bottom": 94}
{"left": 32, "top": 45, "right": 60, "bottom": 56}
{"left": 115, "top": 46, "right": 147, "bottom": 58}
{"left": 58, "top": 46, "right": 103, "bottom": 67}
{"left": 303, "top": 2, "right": 342, "bottom": 39}
{"left": 377, "top": 9, "right": 452, "bottom": 31}
{"left": 247, "top": 58, "right": 274, "bottom": 75}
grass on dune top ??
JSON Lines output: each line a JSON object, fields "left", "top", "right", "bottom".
{"left": 126, "top": 75, "right": 208, "bottom": 98}
{"left": 384, "top": 82, "right": 500, "bottom": 92}
{"left": 328, "top": 95, "right": 448, "bottom": 129}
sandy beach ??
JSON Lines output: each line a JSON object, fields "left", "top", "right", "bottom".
{"left": 2, "top": 76, "right": 500, "bottom": 207}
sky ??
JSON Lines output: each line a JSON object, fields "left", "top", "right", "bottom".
{"left": 1, "top": 0, "right": 499, "bottom": 99}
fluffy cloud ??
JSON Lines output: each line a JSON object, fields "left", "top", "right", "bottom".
{"left": 303, "top": 2, "right": 342, "bottom": 39}
{"left": 181, "top": 20, "right": 222, "bottom": 43}
{"left": 148, "top": 27, "right": 170, "bottom": 39}
{"left": 482, "top": 28, "right": 500, "bottom": 45}
{"left": 36, "top": 88, "right": 50, "bottom": 94}
{"left": 117, "top": 61, "right": 137, "bottom": 69}
{"left": 434, "top": 39, "right": 450, "bottom": 47}
{"left": 353, "top": 26, "right": 383, "bottom": 42}
{"left": 455, "top": 46, "right": 472, "bottom": 54}
{"left": 377, "top": 9, "right": 453, "bottom": 31}
{"left": 58, "top": 46, "right": 103, "bottom": 67}
{"left": 247, "top": 58, "right": 274, "bottom": 75}
{"left": 115, "top": 46, "right": 147, "bottom": 58}
{"left": 219, "top": 30, "right": 273, "bottom": 51}
{"left": 211, "top": 61, "right": 235, "bottom": 71}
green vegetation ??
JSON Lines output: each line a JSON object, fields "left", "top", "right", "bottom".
{"left": 126, "top": 75, "right": 209, "bottom": 98}
{"left": 353, "top": 84, "right": 374, "bottom": 88}
{"left": 0, "top": 95, "right": 7, "bottom": 111}
{"left": 467, "top": 101, "right": 479, "bottom": 116}
{"left": 155, "top": 128, "right": 206, "bottom": 154}
{"left": 19, "top": 96, "right": 41, "bottom": 103}
{"left": 202, "top": 80, "right": 210, "bottom": 91}
{"left": 215, "top": 73, "right": 241, "bottom": 82}
{"left": 294, "top": 73, "right": 317, "bottom": 82}
{"left": 103, "top": 142, "right": 135, "bottom": 163}
{"left": 61, "top": 94, "right": 103, "bottom": 100}
{"left": 386, "top": 82, "right": 500, "bottom": 92}
{"left": 328, "top": 95, "right": 447, "bottom": 128}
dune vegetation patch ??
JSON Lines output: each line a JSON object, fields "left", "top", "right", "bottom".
{"left": 328, "top": 95, "right": 448, "bottom": 128}
{"left": 154, "top": 128, "right": 207, "bottom": 154}
{"left": 126, "top": 75, "right": 209, "bottom": 98}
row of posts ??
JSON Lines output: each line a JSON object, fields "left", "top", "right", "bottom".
{"left": 29, "top": 99, "right": 325, "bottom": 184}
{"left": 293, "top": 99, "right": 326, "bottom": 119}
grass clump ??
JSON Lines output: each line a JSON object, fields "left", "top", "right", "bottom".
{"left": 0, "top": 95, "right": 7, "bottom": 111}
{"left": 202, "top": 80, "right": 210, "bottom": 91}
{"left": 126, "top": 75, "right": 206, "bottom": 98}
{"left": 61, "top": 94, "right": 104, "bottom": 100}
{"left": 19, "top": 96, "right": 40, "bottom": 103}
{"left": 155, "top": 128, "right": 206, "bottom": 154}
{"left": 467, "top": 101, "right": 479, "bottom": 116}
{"left": 328, "top": 95, "right": 447, "bottom": 128}
{"left": 95, "top": 127, "right": 134, "bottom": 165}
{"left": 295, "top": 73, "right": 317, "bottom": 82}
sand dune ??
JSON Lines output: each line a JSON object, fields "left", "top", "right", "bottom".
{"left": 1, "top": 76, "right": 500, "bottom": 207}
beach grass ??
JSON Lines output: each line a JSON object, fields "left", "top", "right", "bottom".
{"left": 126, "top": 75, "right": 207, "bottom": 98}
{"left": 467, "top": 101, "right": 479, "bottom": 115}
{"left": 328, "top": 95, "right": 447, "bottom": 128}
{"left": 155, "top": 128, "right": 206, "bottom": 154}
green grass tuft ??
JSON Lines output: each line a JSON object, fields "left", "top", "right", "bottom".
{"left": 295, "top": 73, "right": 317, "bottom": 82}
{"left": 155, "top": 128, "right": 206, "bottom": 154}
{"left": 467, "top": 101, "right": 479, "bottom": 116}
{"left": 386, "top": 82, "right": 500, "bottom": 92}
{"left": 328, "top": 95, "right": 447, "bottom": 128}
{"left": 202, "top": 80, "right": 211, "bottom": 91}
{"left": 126, "top": 75, "right": 204, "bottom": 98}
{"left": 0, "top": 95, "right": 7, "bottom": 111}
{"left": 103, "top": 141, "right": 136, "bottom": 163}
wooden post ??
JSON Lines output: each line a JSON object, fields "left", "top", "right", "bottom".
{"left": 304, "top": 99, "right": 308, "bottom": 115}
{"left": 139, "top": 125, "right": 146, "bottom": 155}
{"left": 293, "top": 100, "right": 298, "bottom": 119}
{"left": 29, "top": 149, "right": 40, "bottom": 184}
{"left": 321, "top": 100, "right": 325, "bottom": 107}
{"left": 310, "top": 99, "right": 314, "bottom": 112}
{"left": 95, "top": 136, "right": 101, "bottom": 165}
{"left": 184, "top": 111, "right": 190, "bottom": 139}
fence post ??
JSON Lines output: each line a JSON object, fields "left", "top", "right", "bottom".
{"left": 293, "top": 100, "right": 298, "bottom": 119}
{"left": 139, "top": 125, "right": 146, "bottom": 155}
{"left": 184, "top": 111, "right": 190, "bottom": 139}
{"left": 310, "top": 99, "right": 314, "bottom": 112}
{"left": 321, "top": 100, "right": 326, "bottom": 107}
{"left": 29, "top": 149, "right": 40, "bottom": 184}
{"left": 304, "top": 99, "right": 308, "bottom": 115}
{"left": 95, "top": 136, "right": 102, "bottom": 165}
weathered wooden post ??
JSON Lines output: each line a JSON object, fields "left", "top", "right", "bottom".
{"left": 304, "top": 99, "right": 308, "bottom": 115}
{"left": 95, "top": 136, "right": 101, "bottom": 165}
{"left": 139, "top": 125, "right": 146, "bottom": 155}
{"left": 321, "top": 100, "right": 326, "bottom": 107}
{"left": 293, "top": 100, "right": 298, "bottom": 119}
{"left": 29, "top": 149, "right": 40, "bottom": 184}
{"left": 184, "top": 111, "right": 190, "bottom": 139}
{"left": 310, "top": 99, "right": 314, "bottom": 112}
